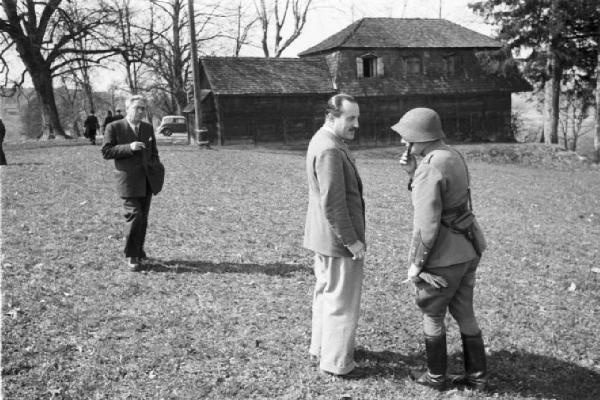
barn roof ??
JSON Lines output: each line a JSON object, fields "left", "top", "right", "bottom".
{"left": 335, "top": 74, "right": 532, "bottom": 97}
{"left": 299, "top": 18, "right": 502, "bottom": 56}
{"left": 200, "top": 56, "right": 335, "bottom": 95}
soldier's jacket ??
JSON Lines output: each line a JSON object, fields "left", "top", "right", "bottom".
{"left": 409, "top": 142, "right": 478, "bottom": 268}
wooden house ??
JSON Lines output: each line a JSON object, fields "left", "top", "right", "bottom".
{"left": 195, "top": 18, "right": 531, "bottom": 145}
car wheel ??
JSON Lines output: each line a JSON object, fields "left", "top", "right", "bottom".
{"left": 162, "top": 129, "right": 172, "bottom": 136}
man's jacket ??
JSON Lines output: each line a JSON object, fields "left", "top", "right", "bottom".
{"left": 304, "top": 128, "right": 365, "bottom": 258}
{"left": 409, "top": 143, "right": 479, "bottom": 268}
{"left": 101, "top": 118, "right": 164, "bottom": 198}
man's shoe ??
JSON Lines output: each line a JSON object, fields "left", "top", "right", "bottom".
{"left": 320, "top": 367, "right": 365, "bottom": 380}
{"left": 127, "top": 257, "right": 141, "bottom": 271}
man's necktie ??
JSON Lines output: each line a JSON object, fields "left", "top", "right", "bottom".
{"left": 135, "top": 126, "right": 139, "bottom": 137}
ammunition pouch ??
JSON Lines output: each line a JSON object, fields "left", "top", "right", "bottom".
{"left": 442, "top": 205, "right": 487, "bottom": 257}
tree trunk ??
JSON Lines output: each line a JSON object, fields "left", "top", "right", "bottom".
{"left": 29, "top": 67, "right": 66, "bottom": 138}
{"left": 543, "top": 52, "right": 560, "bottom": 144}
{"left": 595, "top": 27, "right": 600, "bottom": 162}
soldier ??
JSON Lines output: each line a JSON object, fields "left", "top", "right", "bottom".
{"left": 392, "top": 107, "right": 488, "bottom": 391}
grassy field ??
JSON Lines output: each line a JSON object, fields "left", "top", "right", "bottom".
{"left": 1, "top": 139, "right": 599, "bottom": 399}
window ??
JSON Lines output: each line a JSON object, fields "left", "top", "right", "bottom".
{"left": 356, "top": 54, "right": 384, "bottom": 78}
{"left": 406, "top": 57, "right": 421, "bottom": 75}
{"left": 443, "top": 55, "right": 456, "bottom": 76}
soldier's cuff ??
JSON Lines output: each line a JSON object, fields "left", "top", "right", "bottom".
{"left": 410, "top": 236, "right": 431, "bottom": 268}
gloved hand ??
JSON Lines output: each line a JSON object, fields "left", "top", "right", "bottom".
{"left": 405, "top": 263, "right": 448, "bottom": 289}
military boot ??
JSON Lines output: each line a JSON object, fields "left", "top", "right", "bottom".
{"left": 411, "top": 334, "right": 448, "bottom": 391}
{"left": 452, "top": 331, "right": 488, "bottom": 391}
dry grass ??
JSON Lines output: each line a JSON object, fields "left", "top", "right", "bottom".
{"left": 1, "top": 139, "right": 599, "bottom": 399}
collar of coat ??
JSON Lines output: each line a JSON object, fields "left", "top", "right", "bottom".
{"left": 319, "top": 126, "right": 351, "bottom": 149}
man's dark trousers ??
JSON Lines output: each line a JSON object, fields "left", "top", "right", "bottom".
{"left": 123, "top": 182, "right": 152, "bottom": 258}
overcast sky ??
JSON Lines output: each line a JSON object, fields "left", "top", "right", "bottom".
{"left": 4, "top": 0, "right": 494, "bottom": 91}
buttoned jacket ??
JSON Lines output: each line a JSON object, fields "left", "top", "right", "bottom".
{"left": 304, "top": 128, "right": 366, "bottom": 258}
{"left": 409, "top": 142, "right": 478, "bottom": 268}
{"left": 101, "top": 118, "right": 164, "bottom": 198}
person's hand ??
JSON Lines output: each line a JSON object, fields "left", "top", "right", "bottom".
{"left": 399, "top": 152, "right": 417, "bottom": 175}
{"left": 130, "top": 141, "right": 146, "bottom": 151}
{"left": 407, "top": 262, "right": 422, "bottom": 282}
{"left": 403, "top": 263, "right": 448, "bottom": 289}
{"left": 419, "top": 271, "right": 448, "bottom": 289}
{"left": 347, "top": 240, "right": 365, "bottom": 260}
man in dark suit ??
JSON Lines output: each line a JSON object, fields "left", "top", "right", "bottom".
{"left": 84, "top": 110, "right": 100, "bottom": 145}
{"left": 0, "top": 118, "right": 6, "bottom": 165}
{"left": 304, "top": 93, "right": 366, "bottom": 378}
{"left": 102, "top": 94, "right": 165, "bottom": 271}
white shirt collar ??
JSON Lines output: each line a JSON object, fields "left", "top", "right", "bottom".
{"left": 126, "top": 118, "right": 139, "bottom": 132}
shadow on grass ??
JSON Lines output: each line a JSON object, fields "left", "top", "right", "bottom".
{"left": 489, "top": 350, "right": 600, "bottom": 400}
{"left": 140, "top": 260, "right": 310, "bottom": 277}
{"left": 3, "top": 162, "right": 46, "bottom": 166}
{"left": 355, "top": 348, "right": 600, "bottom": 399}
{"left": 354, "top": 348, "right": 422, "bottom": 379}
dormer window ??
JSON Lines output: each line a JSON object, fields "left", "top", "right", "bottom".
{"left": 356, "top": 54, "right": 384, "bottom": 78}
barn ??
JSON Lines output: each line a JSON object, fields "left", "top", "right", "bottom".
{"left": 194, "top": 18, "right": 531, "bottom": 145}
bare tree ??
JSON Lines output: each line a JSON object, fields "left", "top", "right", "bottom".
{"left": 233, "top": 2, "right": 259, "bottom": 56}
{"left": 146, "top": 0, "right": 189, "bottom": 114}
{"left": 595, "top": 20, "right": 600, "bottom": 162}
{"left": 143, "top": 0, "right": 224, "bottom": 114}
{"left": 254, "top": 0, "right": 314, "bottom": 58}
{"left": 0, "top": 0, "right": 116, "bottom": 138}
{"left": 559, "top": 76, "right": 593, "bottom": 151}
{"left": 101, "top": 0, "right": 160, "bottom": 93}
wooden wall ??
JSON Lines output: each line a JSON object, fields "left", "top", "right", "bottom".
{"left": 204, "top": 94, "right": 332, "bottom": 145}
{"left": 202, "top": 92, "right": 512, "bottom": 145}
{"left": 356, "top": 92, "right": 513, "bottom": 143}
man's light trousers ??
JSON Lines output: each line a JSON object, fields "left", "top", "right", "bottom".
{"left": 309, "top": 253, "right": 364, "bottom": 375}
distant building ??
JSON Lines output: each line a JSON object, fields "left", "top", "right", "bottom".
{"left": 0, "top": 88, "right": 28, "bottom": 139}
{"left": 192, "top": 18, "right": 532, "bottom": 145}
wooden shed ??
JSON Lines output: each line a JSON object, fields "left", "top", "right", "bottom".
{"left": 197, "top": 57, "right": 335, "bottom": 145}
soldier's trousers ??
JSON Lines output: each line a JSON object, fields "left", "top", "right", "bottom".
{"left": 310, "top": 253, "right": 364, "bottom": 375}
{"left": 415, "top": 257, "right": 481, "bottom": 337}
{"left": 122, "top": 191, "right": 152, "bottom": 258}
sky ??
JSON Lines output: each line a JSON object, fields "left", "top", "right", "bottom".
{"left": 3, "top": 0, "right": 495, "bottom": 92}
{"left": 277, "top": 0, "right": 493, "bottom": 58}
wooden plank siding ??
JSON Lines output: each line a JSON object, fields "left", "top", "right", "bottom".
{"left": 203, "top": 94, "right": 330, "bottom": 145}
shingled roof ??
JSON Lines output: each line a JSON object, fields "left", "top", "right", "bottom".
{"left": 335, "top": 74, "right": 532, "bottom": 98}
{"left": 299, "top": 18, "right": 502, "bottom": 56}
{"left": 200, "top": 56, "right": 335, "bottom": 95}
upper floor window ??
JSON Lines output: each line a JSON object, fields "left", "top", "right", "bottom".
{"left": 406, "top": 57, "right": 421, "bottom": 75}
{"left": 356, "top": 54, "right": 384, "bottom": 78}
{"left": 443, "top": 55, "right": 456, "bottom": 76}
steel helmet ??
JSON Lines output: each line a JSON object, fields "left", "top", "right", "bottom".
{"left": 391, "top": 107, "right": 445, "bottom": 142}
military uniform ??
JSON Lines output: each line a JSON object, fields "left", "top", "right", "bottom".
{"left": 392, "top": 107, "right": 488, "bottom": 391}
{"left": 409, "top": 141, "right": 485, "bottom": 333}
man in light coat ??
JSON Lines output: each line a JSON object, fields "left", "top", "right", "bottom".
{"left": 102, "top": 94, "right": 165, "bottom": 271}
{"left": 304, "top": 93, "right": 366, "bottom": 378}
{"left": 394, "top": 107, "right": 488, "bottom": 391}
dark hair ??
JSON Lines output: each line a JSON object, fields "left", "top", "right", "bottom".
{"left": 326, "top": 93, "right": 357, "bottom": 117}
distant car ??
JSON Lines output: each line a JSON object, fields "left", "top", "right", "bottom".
{"left": 158, "top": 115, "right": 187, "bottom": 136}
